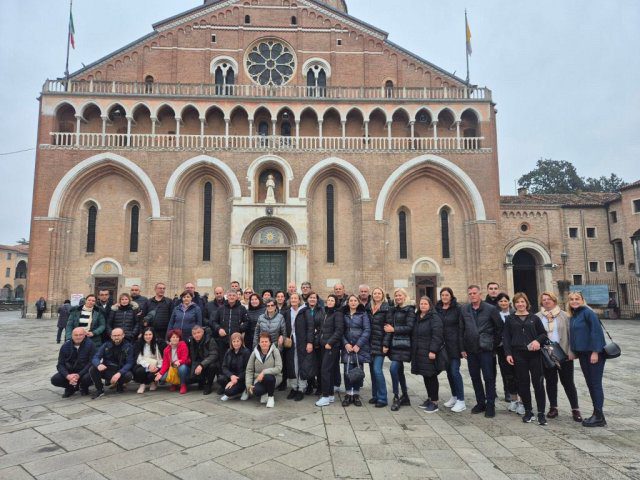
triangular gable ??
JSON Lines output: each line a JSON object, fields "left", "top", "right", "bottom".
{"left": 69, "top": 0, "right": 465, "bottom": 86}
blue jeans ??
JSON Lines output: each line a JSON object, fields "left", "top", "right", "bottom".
{"left": 389, "top": 361, "right": 407, "bottom": 397}
{"left": 446, "top": 357, "right": 464, "bottom": 401}
{"left": 344, "top": 361, "right": 365, "bottom": 393}
{"left": 467, "top": 351, "right": 496, "bottom": 406}
{"left": 578, "top": 352, "right": 606, "bottom": 411}
{"left": 161, "top": 364, "right": 190, "bottom": 385}
{"left": 369, "top": 355, "right": 387, "bottom": 404}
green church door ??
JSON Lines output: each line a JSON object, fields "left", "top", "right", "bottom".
{"left": 253, "top": 251, "right": 287, "bottom": 294}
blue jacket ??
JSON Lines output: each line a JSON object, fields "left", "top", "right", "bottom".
{"left": 342, "top": 305, "right": 371, "bottom": 363}
{"left": 56, "top": 337, "right": 96, "bottom": 377}
{"left": 167, "top": 303, "right": 203, "bottom": 341}
{"left": 92, "top": 340, "right": 135, "bottom": 375}
{"left": 570, "top": 306, "right": 606, "bottom": 353}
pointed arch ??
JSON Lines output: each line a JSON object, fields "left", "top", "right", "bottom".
{"left": 375, "top": 154, "right": 486, "bottom": 221}
{"left": 298, "top": 157, "right": 370, "bottom": 200}
{"left": 48, "top": 152, "right": 161, "bottom": 218}
{"left": 165, "top": 154, "right": 241, "bottom": 199}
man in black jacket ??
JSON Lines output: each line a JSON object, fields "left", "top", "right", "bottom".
{"left": 187, "top": 325, "right": 219, "bottom": 395}
{"left": 205, "top": 286, "right": 226, "bottom": 327}
{"left": 89, "top": 328, "right": 135, "bottom": 399}
{"left": 141, "top": 283, "right": 173, "bottom": 340}
{"left": 51, "top": 327, "right": 96, "bottom": 397}
{"left": 460, "top": 285, "right": 503, "bottom": 418}
{"left": 96, "top": 289, "right": 114, "bottom": 342}
{"left": 485, "top": 282, "right": 500, "bottom": 307}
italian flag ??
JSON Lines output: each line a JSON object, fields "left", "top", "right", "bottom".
{"left": 69, "top": 9, "right": 76, "bottom": 49}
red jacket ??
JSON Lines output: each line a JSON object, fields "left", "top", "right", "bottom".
{"left": 158, "top": 341, "right": 190, "bottom": 375}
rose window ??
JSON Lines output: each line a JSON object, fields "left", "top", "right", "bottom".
{"left": 246, "top": 40, "right": 296, "bottom": 86}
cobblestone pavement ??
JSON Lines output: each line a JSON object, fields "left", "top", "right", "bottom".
{"left": 0, "top": 311, "right": 638, "bottom": 479}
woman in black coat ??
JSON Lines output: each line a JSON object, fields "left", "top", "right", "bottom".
{"left": 300, "top": 292, "right": 325, "bottom": 395}
{"left": 283, "top": 293, "right": 314, "bottom": 401}
{"left": 435, "top": 287, "right": 466, "bottom": 413}
{"left": 108, "top": 293, "right": 140, "bottom": 343}
{"left": 384, "top": 288, "right": 415, "bottom": 411}
{"left": 315, "top": 295, "right": 345, "bottom": 407}
{"left": 368, "top": 287, "right": 389, "bottom": 408}
{"left": 411, "top": 296, "right": 444, "bottom": 413}
{"left": 245, "top": 294, "right": 265, "bottom": 351}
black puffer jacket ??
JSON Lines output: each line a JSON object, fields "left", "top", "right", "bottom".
{"left": 108, "top": 302, "right": 140, "bottom": 341}
{"left": 435, "top": 299, "right": 464, "bottom": 359}
{"left": 300, "top": 305, "right": 325, "bottom": 348}
{"left": 411, "top": 310, "right": 444, "bottom": 377}
{"left": 319, "top": 307, "right": 344, "bottom": 348}
{"left": 187, "top": 330, "right": 219, "bottom": 376}
{"left": 245, "top": 306, "right": 265, "bottom": 350}
{"left": 460, "top": 301, "right": 503, "bottom": 353}
{"left": 383, "top": 305, "right": 416, "bottom": 363}
{"left": 212, "top": 301, "right": 248, "bottom": 348}
{"left": 221, "top": 346, "right": 251, "bottom": 383}
{"left": 141, "top": 296, "right": 173, "bottom": 339}
{"left": 283, "top": 307, "right": 314, "bottom": 378}
{"left": 368, "top": 302, "right": 389, "bottom": 356}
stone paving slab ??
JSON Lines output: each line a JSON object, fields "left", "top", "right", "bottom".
{"left": 0, "top": 312, "right": 638, "bottom": 479}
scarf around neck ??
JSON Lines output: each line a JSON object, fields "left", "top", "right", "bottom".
{"left": 540, "top": 305, "right": 561, "bottom": 333}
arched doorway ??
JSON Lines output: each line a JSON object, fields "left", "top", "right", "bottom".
{"left": 91, "top": 259, "right": 123, "bottom": 299}
{"left": 250, "top": 226, "right": 289, "bottom": 294}
{"left": 412, "top": 257, "right": 441, "bottom": 305}
{"left": 14, "top": 285, "right": 24, "bottom": 300}
{"left": 513, "top": 250, "right": 539, "bottom": 312}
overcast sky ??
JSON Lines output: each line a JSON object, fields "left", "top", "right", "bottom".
{"left": 1, "top": 0, "right": 638, "bottom": 244}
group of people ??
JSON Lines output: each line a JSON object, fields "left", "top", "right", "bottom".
{"left": 51, "top": 280, "right": 609, "bottom": 427}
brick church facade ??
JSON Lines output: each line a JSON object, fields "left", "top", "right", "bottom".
{"left": 26, "top": 0, "right": 640, "bottom": 316}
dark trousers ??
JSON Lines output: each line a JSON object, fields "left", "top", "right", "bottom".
{"left": 253, "top": 374, "right": 276, "bottom": 397}
{"left": 187, "top": 364, "right": 217, "bottom": 387}
{"left": 56, "top": 327, "right": 65, "bottom": 343}
{"left": 423, "top": 374, "right": 440, "bottom": 402}
{"left": 37, "top": 309, "right": 44, "bottom": 319}
{"left": 467, "top": 351, "right": 496, "bottom": 406}
{"left": 496, "top": 346, "right": 518, "bottom": 395}
{"left": 132, "top": 365, "right": 157, "bottom": 385}
{"left": 578, "top": 352, "right": 606, "bottom": 411}
{"left": 89, "top": 365, "right": 133, "bottom": 391}
{"left": 320, "top": 347, "right": 340, "bottom": 397}
{"left": 333, "top": 349, "right": 342, "bottom": 387}
{"left": 217, "top": 375, "right": 246, "bottom": 397}
{"left": 513, "top": 350, "right": 546, "bottom": 413}
{"left": 310, "top": 348, "right": 323, "bottom": 390}
{"left": 543, "top": 361, "right": 579, "bottom": 409}
{"left": 51, "top": 372, "right": 92, "bottom": 392}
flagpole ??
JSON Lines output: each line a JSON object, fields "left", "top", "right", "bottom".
{"left": 65, "top": 0, "right": 73, "bottom": 90}
{"left": 465, "top": 9, "right": 470, "bottom": 86}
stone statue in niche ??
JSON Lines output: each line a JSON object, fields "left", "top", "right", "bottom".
{"left": 265, "top": 174, "right": 277, "bottom": 204}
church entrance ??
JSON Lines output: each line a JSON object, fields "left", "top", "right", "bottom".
{"left": 415, "top": 276, "right": 437, "bottom": 305}
{"left": 253, "top": 251, "right": 287, "bottom": 294}
{"left": 94, "top": 277, "right": 118, "bottom": 299}
{"left": 513, "top": 250, "right": 539, "bottom": 312}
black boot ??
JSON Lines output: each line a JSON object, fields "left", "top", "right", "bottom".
{"left": 390, "top": 395, "right": 401, "bottom": 411}
{"left": 399, "top": 394, "right": 411, "bottom": 406}
{"left": 582, "top": 410, "right": 607, "bottom": 427}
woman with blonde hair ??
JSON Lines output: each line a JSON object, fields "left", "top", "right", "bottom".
{"left": 368, "top": 287, "right": 390, "bottom": 408}
{"left": 537, "top": 291, "right": 582, "bottom": 422}
{"left": 567, "top": 291, "right": 607, "bottom": 427}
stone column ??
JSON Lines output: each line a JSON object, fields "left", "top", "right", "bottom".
{"left": 341, "top": 120, "right": 347, "bottom": 149}
{"left": 74, "top": 114, "right": 82, "bottom": 146}
{"left": 225, "top": 118, "right": 230, "bottom": 148}
{"left": 151, "top": 117, "right": 157, "bottom": 148}
{"left": 199, "top": 117, "right": 205, "bottom": 148}
{"left": 101, "top": 115, "right": 108, "bottom": 147}
{"left": 295, "top": 119, "right": 300, "bottom": 149}
{"left": 455, "top": 120, "right": 461, "bottom": 149}
{"left": 432, "top": 120, "right": 438, "bottom": 149}
{"left": 126, "top": 116, "right": 133, "bottom": 147}
{"left": 318, "top": 120, "right": 323, "bottom": 149}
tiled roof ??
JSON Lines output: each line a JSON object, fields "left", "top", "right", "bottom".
{"left": 619, "top": 180, "right": 640, "bottom": 191}
{"left": 500, "top": 192, "right": 621, "bottom": 207}
{"left": 0, "top": 245, "right": 29, "bottom": 254}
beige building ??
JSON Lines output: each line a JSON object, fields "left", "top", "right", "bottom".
{"left": 0, "top": 245, "right": 28, "bottom": 301}
{"left": 25, "top": 0, "right": 640, "bottom": 317}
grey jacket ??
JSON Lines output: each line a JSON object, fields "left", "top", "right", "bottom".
{"left": 245, "top": 344, "right": 283, "bottom": 389}
{"left": 253, "top": 312, "right": 286, "bottom": 348}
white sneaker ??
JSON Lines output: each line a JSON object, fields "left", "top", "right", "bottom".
{"left": 316, "top": 397, "right": 331, "bottom": 407}
{"left": 149, "top": 382, "right": 157, "bottom": 391}
{"left": 508, "top": 401, "right": 518, "bottom": 412}
{"left": 444, "top": 396, "right": 458, "bottom": 408}
{"left": 220, "top": 395, "right": 229, "bottom": 402}
{"left": 266, "top": 396, "right": 275, "bottom": 408}
{"left": 260, "top": 394, "right": 268, "bottom": 404}
{"left": 328, "top": 396, "right": 335, "bottom": 403}
{"left": 516, "top": 402, "right": 525, "bottom": 415}
{"left": 137, "top": 384, "right": 146, "bottom": 394}
{"left": 240, "top": 391, "right": 249, "bottom": 401}
{"left": 451, "top": 400, "right": 467, "bottom": 413}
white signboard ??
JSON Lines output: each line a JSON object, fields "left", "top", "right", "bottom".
{"left": 70, "top": 293, "right": 84, "bottom": 307}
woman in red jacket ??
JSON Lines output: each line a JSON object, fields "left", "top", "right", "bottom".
{"left": 155, "top": 329, "right": 191, "bottom": 394}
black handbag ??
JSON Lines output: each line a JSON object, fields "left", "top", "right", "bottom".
{"left": 598, "top": 318, "right": 621, "bottom": 359}
{"left": 346, "top": 353, "right": 365, "bottom": 384}
{"left": 299, "top": 353, "right": 317, "bottom": 380}
{"left": 541, "top": 341, "right": 567, "bottom": 369}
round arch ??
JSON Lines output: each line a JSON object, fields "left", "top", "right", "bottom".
{"left": 240, "top": 216, "right": 299, "bottom": 245}
{"left": 52, "top": 101, "right": 78, "bottom": 116}
{"left": 411, "top": 256, "right": 442, "bottom": 274}
{"left": 247, "top": 154, "right": 294, "bottom": 201}
{"left": 48, "top": 152, "right": 161, "bottom": 218}
{"left": 301, "top": 57, "right": 332, "bottom": 78}
{"left": 461, "top": 107, "right": 483, "bottom": 123}
{"left": 505, "top": 240, "right": 552, "bottom": 265}
{"left": 210, "top": 55, "right": 239, "bottom": 75}
{"left": 298, "top": 157, "right": 370, "bottom": 200}
{"left": 165, "top": 155, "right": 242, "bottom": 199}
{"left": 375, "top": 154, "right": 486, "bottom": 221}
{"left": 90, "top": 257, "right": 124, "bottom": 276}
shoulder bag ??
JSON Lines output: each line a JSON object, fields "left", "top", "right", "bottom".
{"left": 598, "top": 318, "right": 621, "bottom": 359}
